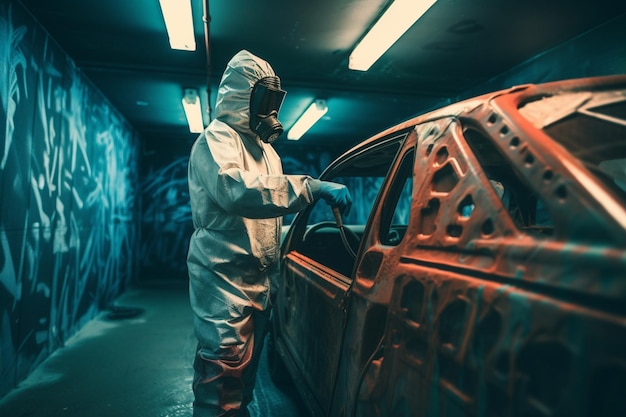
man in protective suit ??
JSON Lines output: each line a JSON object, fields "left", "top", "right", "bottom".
{"left": 187, "top": 49, "right": 352, "bottom": 417}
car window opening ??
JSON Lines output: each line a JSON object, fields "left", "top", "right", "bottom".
{"left": 380, "top": 147, "right": 415, "bottom": 246}
{"left": 292, "top": 135, "right": 407, "bottom": 276}
{"left": 462, "top": 126, "right": 555, "bottom": 236}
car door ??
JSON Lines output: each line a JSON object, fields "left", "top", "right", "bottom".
{"left": 330, "top": 126, "right": 421, "bottom": 417}
{"left": 276, "top": 134, "right": 407, "bottom": 415}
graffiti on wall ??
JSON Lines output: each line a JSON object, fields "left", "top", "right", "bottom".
{"left": 0, "top": 2, "right": 140, "bottom": 397}
{"left": 140, "top": 155, "right": 192, "bottom": 279}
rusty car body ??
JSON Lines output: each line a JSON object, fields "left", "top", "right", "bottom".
{"left": 269, "top": 75, "right": 626, "bottom": 417}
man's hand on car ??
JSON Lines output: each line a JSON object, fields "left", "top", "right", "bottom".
{"left": 310, "top": 179, "right": 352, "bottom": 216}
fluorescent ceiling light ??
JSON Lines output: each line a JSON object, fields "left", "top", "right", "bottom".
{"left": 159, "top": 0, "right": 196, "bottom": 51}
{"left": 288, "top": 100, "right": 328, "bottom": 140}
{"left": 182, "top": 88, "right": 204, "bottom": 133}
{"left": 349, "top": 0, "right": 437, "bottom": 71}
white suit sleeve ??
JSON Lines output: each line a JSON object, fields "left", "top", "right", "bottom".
{"left": 193, "top": 127, "right": 315, "bottom": 219}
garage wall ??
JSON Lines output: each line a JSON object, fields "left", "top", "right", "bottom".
{"left": 139, "top": 139, "right": 192, "bottom": 282}
{"left": 0, "top": 2, "right": 141, "bottom": 398}
{"left": 457, "top": 14, "right": 626, "bottom": 100}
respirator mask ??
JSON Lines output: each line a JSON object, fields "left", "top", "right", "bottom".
{"left": 249, "top": 76, "right": 286, "bottom": 143}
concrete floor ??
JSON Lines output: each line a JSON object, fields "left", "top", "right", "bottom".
{"left": 0, "top": 282, "right": 308, "bottom": 417}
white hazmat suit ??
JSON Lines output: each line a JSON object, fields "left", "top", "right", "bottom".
{"left": 186, "top": 50, "right": 350, "bottom": 417}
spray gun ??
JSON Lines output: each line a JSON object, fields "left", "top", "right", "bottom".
{"left": 333, "top": 207, "right": 357, "bottom": 259}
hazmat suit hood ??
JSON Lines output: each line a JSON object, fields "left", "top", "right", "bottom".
{"left": 214, "top": 50, "right": 278, "bottom": 147}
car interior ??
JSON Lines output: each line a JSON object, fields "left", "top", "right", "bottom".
{"left": 290, "top": 137, "right": 408, "bottom": 277}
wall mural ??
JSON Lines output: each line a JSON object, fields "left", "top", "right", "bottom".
{"left": 0, "top": 2, "right": 140, "bottom": 398}
{"left": 140, "top": 153, "right": 192, "bottom": 280}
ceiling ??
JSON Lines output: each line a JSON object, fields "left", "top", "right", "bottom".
{"left": 18, "top": 0, "right": 626, "bottom": 154}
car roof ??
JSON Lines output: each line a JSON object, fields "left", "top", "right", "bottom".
{"left": 328, "top": 75, "right": 626, "bottom": 172}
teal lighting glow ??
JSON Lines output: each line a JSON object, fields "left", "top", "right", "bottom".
{"left": 288, "top": 99, "right": 328, "bottom": 140}
{"left": 159, "top": 0, "right": 196, "bottom": 51}
{"left": 349, "top": 0, "right": 437, "bottom": 71}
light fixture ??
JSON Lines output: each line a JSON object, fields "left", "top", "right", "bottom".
{"left": 287, "top": 99, "right": 328, "bottom": 140}
{"left": 182, "top": 88, "right": 204, "bottom": 133}
{"left": 159, "top": 0, "right": 196, "bottom": 51}
{"left": 349, "top": 0, "right": 437, "bottom": 71}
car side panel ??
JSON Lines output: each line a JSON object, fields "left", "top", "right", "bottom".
{"left": 278, "top": 252, "right": 350, "bottom": 415}
{"left": 355, "top": 257, "right": 626, "bottom": 417}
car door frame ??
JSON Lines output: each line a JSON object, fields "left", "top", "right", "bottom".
{"left": 326, "top": 127, "right": 421, "bottom": 416}
{"left": 275, "top": 131, "right": 412, "bottom": 416}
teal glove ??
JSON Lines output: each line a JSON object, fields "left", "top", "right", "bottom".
{"left": 310, "top": 179, "right": 352, "bottom": 216}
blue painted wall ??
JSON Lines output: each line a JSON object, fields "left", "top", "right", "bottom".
{"left": 0, "top": 2, "right": 141, "bottom": 397}
{"left": 458, "top": 15, "right": 626, "bottom": 100}
{"left": 139, "top": 139, "right": 193, "bottom": 281}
